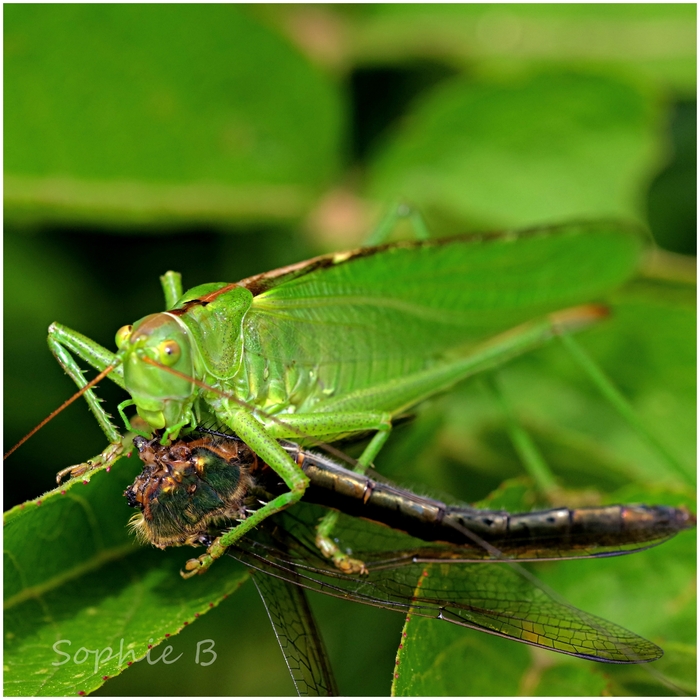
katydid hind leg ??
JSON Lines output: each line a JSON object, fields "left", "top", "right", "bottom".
{"left": 261, "top": 410, "right": 392, "bottom": 444}
{"left": 312, "top": 307, "right": 599, "bottom": 421}
{"left": 307, "top": 307, "right": 605, "bottom": 566}
{"left": 363, "top": 202, "right": 431, "bottom": 246}
{"left": 314, "top": 426, "right": 393, "bottom": 573}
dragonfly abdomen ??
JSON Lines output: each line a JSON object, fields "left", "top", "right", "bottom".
{"left": 288, "top": 446, "right": 694, "bottom": 558}
{"left": 442, "top": 504, "right": 695, "bottom": 557}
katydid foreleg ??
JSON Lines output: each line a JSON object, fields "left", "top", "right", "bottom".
{"left": 48, "top": 323, "right": 130, "bottom": 481}
{"left": 49, "top": 272, "right": 185, "bottom": 482}
{"left": 48, "top": 326, "right": 123, "bottom": 441}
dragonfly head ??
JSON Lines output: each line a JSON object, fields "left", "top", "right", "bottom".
{"left": 125, "top": 434, "right": 255, "bottom": 547}
{"left": 116, "top": 313, "right": 195, "bottom": 431}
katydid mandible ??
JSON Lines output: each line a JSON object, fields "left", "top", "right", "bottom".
{"left": 46, "top": 218, "right": 644, "bottom": 576}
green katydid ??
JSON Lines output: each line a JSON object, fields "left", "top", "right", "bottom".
{"left": 43, "top": 214, "right": 651, "bottom": 577}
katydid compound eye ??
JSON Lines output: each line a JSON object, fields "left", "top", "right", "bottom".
{"left": 115, "top": 325, "right": 133, "bottom": 349}
{"left": 157, "top": 340, "right": 181, "bottom": 366}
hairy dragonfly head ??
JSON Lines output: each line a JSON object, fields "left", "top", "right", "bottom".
{"left": 116, "top": 313, "right": 195, "bottom": 431}
{"left": 125, "top": 433, "right": 260, "bottom": 548}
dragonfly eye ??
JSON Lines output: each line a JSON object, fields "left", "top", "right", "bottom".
{"left": 115, "top": 325, "right": 133, "bottom": 349}
{"left": 157, "top": 339, "right": 181, "bottom": 366}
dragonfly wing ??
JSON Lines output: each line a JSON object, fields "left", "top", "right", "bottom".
{"left": 233, "top": 507, "right": 662, "bottom": 665}
{"left": 252, "top": 567, "right": 338, "bottom": 697}
{"left": 244, "top": 223, "right": 643, "bottom": 403}
{"left": 373, "top": 557, "right": 663, "bottom": 663}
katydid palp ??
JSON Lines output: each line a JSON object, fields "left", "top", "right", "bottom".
{"left": 43, "top": 218, "right": 652, "bottom": 577}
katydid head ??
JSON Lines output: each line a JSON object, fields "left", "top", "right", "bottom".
{"left": 117, "top": 313, "right": 195, "bottom": 431}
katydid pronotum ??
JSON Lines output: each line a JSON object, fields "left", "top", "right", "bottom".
{"left": 37, "top": 212, "right": 675, "bottom": 577}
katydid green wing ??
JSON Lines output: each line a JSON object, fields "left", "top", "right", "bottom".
{"left": 245, "top": 222, "right": 644, "bottom": 402}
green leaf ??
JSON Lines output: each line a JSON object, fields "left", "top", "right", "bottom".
{"left": 4, "top": 5, "right": 343, "bottom": 227}
{"left": 4, "top": 456, "right": 248, "bottom": 696}
{"left": 350, "top": 5, "right": 696, "bottom": 96}
{"left": 367, "top": 72, "right": 664, "bottom": 229}
{"left": 393, "top": 616, "right": 530, "bottom": 695}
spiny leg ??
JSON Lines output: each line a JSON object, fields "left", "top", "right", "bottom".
{"left": 314, "top": 428, "right": 392, "bottom": 573}
{"left": 48, "top": 323, "right": 129, "bottom": 482}
{"left": 54, "top": 432, "right": 136, "bottom": 484}
{"left": 182, "top": 408, "right": 311, "bottom": 578}
{"left": 263, "top": 409, "right": 394, "bottom": 572}
{"left": 50, "top": 270, "right": 185, "bottom": 482}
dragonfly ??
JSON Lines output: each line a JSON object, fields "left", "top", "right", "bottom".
{"left": 19, "top": 215, "right": 675, "bottom": 582}
{"left": 125, "top": 428, "right": 695, "bottom": 695}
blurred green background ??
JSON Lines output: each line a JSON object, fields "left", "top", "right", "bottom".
{"left": 4, "top": 5, "right": 696, "bottom": 696}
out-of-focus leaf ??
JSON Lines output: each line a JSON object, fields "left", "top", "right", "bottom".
{"left": 347, "top": 5, "right": 696, "bottom": 96}
{"left": 368, "top": 73, "right": 665, "bottom": 230}
{"left": 432, "top": 276, "right": 696, "bottom": 492}
{"left": 4, "top": 5, "right": 343, "bottom": 227}
{"left": 3, "top": 457, "right": 248, "bottom": 696}
{"left": 647, "top": 102, "right": 697, "bottom": 255}
{"left": 602, "top": 642, "right": 697, "bottom": 696}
